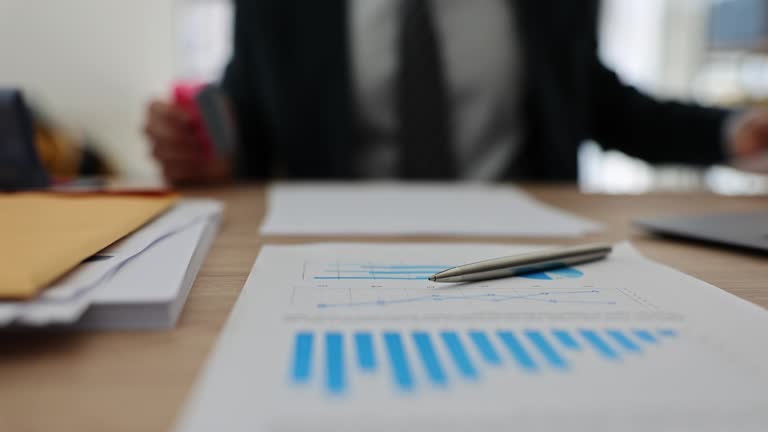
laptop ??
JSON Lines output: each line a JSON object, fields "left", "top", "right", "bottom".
{"left": 635, "top": 211, "right": 768, "bottom": 254}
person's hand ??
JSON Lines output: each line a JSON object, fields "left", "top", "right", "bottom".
{"left": 726, "top": 108, "right": 768, "bottom": 172}
{"left": 143, "top": 100, "right": 232, "bottom": 185}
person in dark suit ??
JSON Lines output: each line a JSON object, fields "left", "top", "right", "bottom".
{"left": 145, "top": 0, "right": 768, "bottom": 184}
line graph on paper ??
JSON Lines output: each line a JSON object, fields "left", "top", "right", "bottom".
{"left": 288, "top": 261, "right": 652, "bottom": 311}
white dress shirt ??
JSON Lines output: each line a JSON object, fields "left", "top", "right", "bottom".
{"left": 350, "top": 0, "right": 524, "bottom": 179}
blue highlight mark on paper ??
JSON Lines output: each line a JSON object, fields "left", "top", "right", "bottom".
{"left": 291, "top": 328, "right": 678, "bottom": 395}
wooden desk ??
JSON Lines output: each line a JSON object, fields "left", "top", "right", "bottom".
{"left": 0, "top": 184, "right": 766, "bottom": 432}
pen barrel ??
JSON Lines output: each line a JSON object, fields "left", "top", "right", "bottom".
{"left": 431, "top": 244, "right": 611, "bottom": 283}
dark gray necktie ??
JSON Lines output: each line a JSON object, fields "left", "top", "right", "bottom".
{"left": 397, "top": 0, "right": 456, "bottom": 179}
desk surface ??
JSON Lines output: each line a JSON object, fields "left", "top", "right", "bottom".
{"left": 0, "top": 184, "right": 766, "bottom": 432}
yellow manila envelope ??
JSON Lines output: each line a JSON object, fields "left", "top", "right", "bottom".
{"left": 0, "top": 192, "right": 178, "bottom": 299}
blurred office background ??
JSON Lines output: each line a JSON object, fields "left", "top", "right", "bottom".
{"left": 1, "top": 0, "right": 767, "bottom": 194}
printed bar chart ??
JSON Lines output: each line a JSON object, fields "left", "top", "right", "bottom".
{"left": 290, "top": 328, "right": 679, "bottom": 395}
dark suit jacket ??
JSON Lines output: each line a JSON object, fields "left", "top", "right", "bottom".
{"left": 222, "top": 0, "right": 729, "bottom": 180}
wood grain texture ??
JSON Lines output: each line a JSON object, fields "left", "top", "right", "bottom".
{"left": 0, "top": 183, "right": 765, "bottom": 432}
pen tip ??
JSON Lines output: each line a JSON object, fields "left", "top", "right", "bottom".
{"left": 428, "top": 276, "right": 436, "bottom": 282}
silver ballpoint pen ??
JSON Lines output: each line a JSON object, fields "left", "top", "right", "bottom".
{"left": 429, "top": 243, "right": 613, "bottom": 283}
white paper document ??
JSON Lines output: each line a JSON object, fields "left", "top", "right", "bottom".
{"left": 260, "top": 182, "right": 600, "bottom": 236}
{"left": 177, "top": 242, "right": 768, "bottom": 432}
{"left": 74, "top": 212, "right": 220, "bottom": 329}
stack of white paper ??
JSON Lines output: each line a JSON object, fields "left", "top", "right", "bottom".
{"left": 0, "top": 199, "right": 222, "bottom": 329}
{"left": 177, "top": 242, "right": 768, "bottom": 432}
{"left": 260, "top": 182, "right": 600, "bottom": 236}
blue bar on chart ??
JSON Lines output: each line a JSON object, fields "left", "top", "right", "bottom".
{"left": 412, "top": 332, "right": 448, "bottom": 387}
{"left": 354, "top": 332, "right": 376, "bottom": 372}
{"left": 658, "top": 329, "right": 679, "bottom": 338}
{"left": 633, "top": 329, "right": 658, "bottom": 344}
{"left": 607, "top": 329, "right": 642, "bottom": 354}
{"left": 469, "top": 331, "right": 502, "bottom": 365}
{"left": 325, "top": 332, "right": 345, "bottom": 394}
{"left": 384, "top": 332, "right": 415, "bottom": 392}
{"left": 441, "top": 331, "right": 479, "bottom": 380}
{"left": 291, "top": 332, "right": 314, "bottom": 384}
{"left": 552, "top": 329, "right": 581, "bottom": 351}
{"left": 525, "top": 330, "right": 569, "bottom": 370}
{"left": 580, "top": 329, "right": 621, "bottom": 361}
{"left": 497, "top": 330, "right": 538, "bottom": 372}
